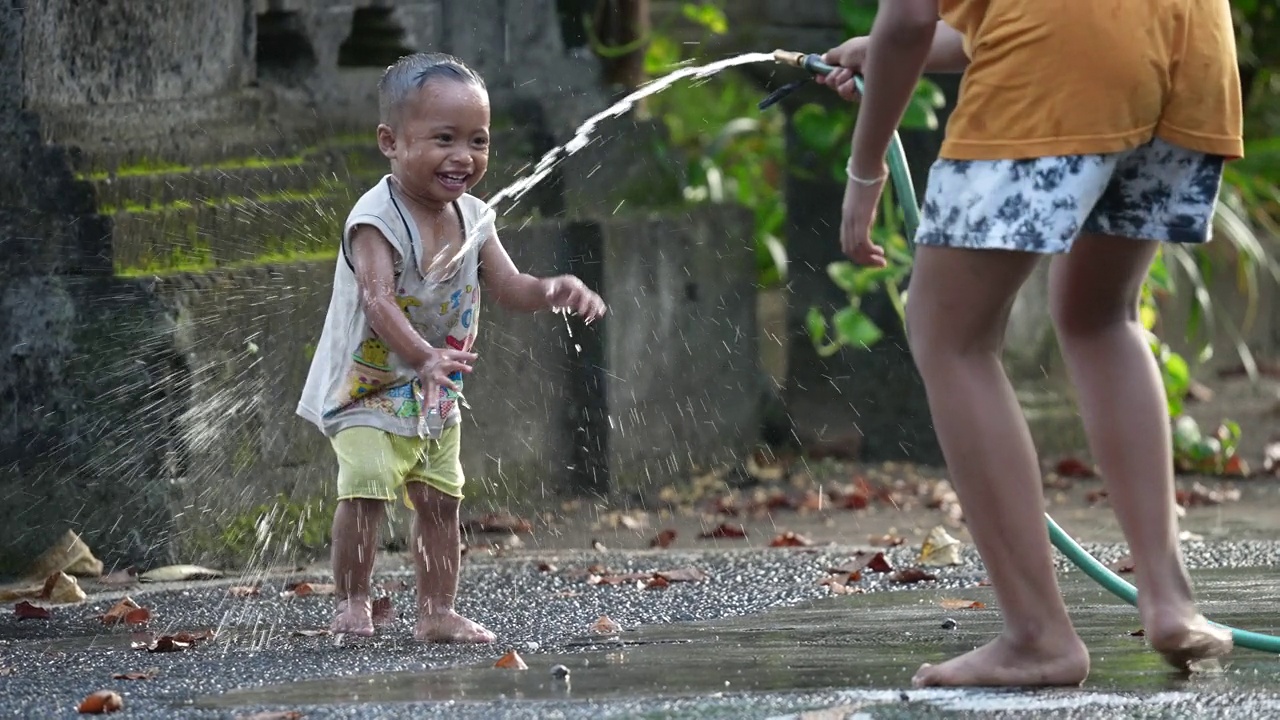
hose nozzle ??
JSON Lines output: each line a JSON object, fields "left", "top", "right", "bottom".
{"left": 772, "top": 49, "right": 806, "bottom": 68}
{"left": 771, "top": 49, "right": 836, "bottom": 76}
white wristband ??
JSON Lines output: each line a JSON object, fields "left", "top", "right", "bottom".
{"left": 846, "top": 157, "right": 886, "bottom": 186}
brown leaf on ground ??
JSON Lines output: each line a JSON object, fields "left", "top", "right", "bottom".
{"left": 939, "top": 598, "right": 986, "bottom": 610}
{"left": 292, "top": 629, "right": 331, "bottom": 637}
{"left": 591, "top": 539, "right": 607, "bottom": 552}
{"left": 284, "top": 582, "right": 336, "bottom": 598}
{"left": 1223, "top": 455, "right": 1249, "bottom": 477}
{"left": 461, "top": 512, "right": 533, "bottom": 534}
{"left": 698, "top": 523, "right": 747, "bottom": 540}
{"left": 1085, "top": 489, "right": 1109, "bottom": 505}
{"left": 371, "top": 597, "right": 395, "bottom": 627}
{"left": 868, "top": 534, "right": 905, "bottom": 548}
{"left": 591, "top": 572, "right": 652, "bottom": 586}
{"left": 1130, "top": 628, "right": 1145, "bottom": 637}
{"left": 77, "top": 689, "right": 123, "bottom": 714}
{"left": 1055, "top": 457, "right": 1095, "bottom": 478}
{"left": 649, "top": 529, "right": 678, "bottom": 548}
{"left": 1177, "top": 482, "right": 1242, "bottom": 508}
{"left": 655, "top": 567, "right": 708, "bottom": 583}
{"left": 1109, "top": 554, "right": 1135, "bottom": 574}
{"left": 977, "top": 577, "right": 992, "bottom": 587}
{"left": 591, "top": 615, "right": 621, "bottom": 634}
{"left": 769, "top": 531, "right": 814, "bottom": 548}
{"left": 111, "top": 669, "right": 157, "bottom": 680}
{"left": 889, "top": 568, "right": 937, "bottom": 584}
{"left": 828, "top": 550, "right": 893, "bottom": 575}
{"left": 536, "top": 562, "right": 557, "bottom": 573}
{"left": 101, "top": 598, "right": 146, "bottom": 625}
{"left": 235, "top": 712, "right": 304, "bottom": 720}
{"left": 14, "top": 601, "right": 50, "bottom": 620}
{"left": 228, "top": 585, "right": 260, "bottom": 598}
{"left": 123, "top": 607, "right": 152, "bottom": 625}
{"left": 818, "top": 577, "right": 863, "bottom": 595}
{"left": 41, "top": 572, "right": 87, "bottom": 604}
{"left": 98, "top": 568, "right": 138, "bottom": 587}
{"left": 494, "top": 650, "right": 528, "bottom": 669}
{"left": 644, "top": 576, "right": 670, "bottom": 590}
{"left": 134, "top": 629, "right": 215, "bottom": 653}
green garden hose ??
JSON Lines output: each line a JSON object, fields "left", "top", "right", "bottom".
{"left": 772, "top": 50, "right": 1280, "bottom": 655}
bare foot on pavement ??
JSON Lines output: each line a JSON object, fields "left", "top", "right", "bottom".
{"left": 414, "top": 610, "right": 496, "bottom": 643}
{"left": 332, "top": 598, "right": 375, "bottom": 637}
{"left": 912, "top": 632, "right": 1090, "bottom": 688}
{"left": 1146, "top": 612, "right": 1233, "bottom": 672}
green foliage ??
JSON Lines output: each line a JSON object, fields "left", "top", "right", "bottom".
{"left": 219, "top": 494, "right": 332, "bottom": 559}
{"left": 644, "top": 2, "right": 789, "bottom": 287}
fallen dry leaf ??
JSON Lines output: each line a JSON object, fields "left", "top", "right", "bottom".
{"left": 1177, "top": 482, "right": 1242, "bottom": 508}
{"left": 597, "top": 511, "right": 648, "bottom": 531}
{"left": 111, "top": 669, "right": 157, "bottom": 680}
{"left": 769, "top": 531, "right": 814, "bottom": 548}
{"left": 591, "top": 539, "right": 607, "bottom": 552}
{"left": 461, "top": 512, "right": 533, "bottom": 534}
{"left": 77, "top": 689, "right": 123, "bottom": 714}
{"left": 829, "top": 550, "right": 893, "bottom": 575}
{"left": 644, "top": 576, "right": 670, "bottom": 590}
{"left": 292, "top": 629, "right": 331, "bottom": 637}
{"left": 698, "top": 523, "right": 747, "bottom": 540}
{"left": 818, "top": 577, "right": 863, "bottom": 595}
{"left": 1109, "top": 555, "right": 1135, "bottom": 574}
{"left": 649, "top": 529, "right": 678, "bottom": 548}
{"left": 1055, "top": 457, "right": 1095, "bottom": 478}
{"left": 591, "top": 615, "right": 621, "bottom": 634}
{"left": 138, "top": 564, "right": 224, "bottom": 583}
{"left": 284, "top": 582, "right": 336, "bottom": 597}
{"left": 14, "top": 601, "right": 50, "bottom": 620}
{"left": 1130, "top": 628, "right": 1146, "bottom": 637}
{"left": 1085, "top": 489, "right": 1109, "bottom": 505}
{"left": 918, "top": 526, "right": 964, "bottom": 567}
{"left": 29, "top": 529, "right": 103, "bottom": 581}
{"left": 868, "top": 534, "right": 905, "bottom": 548}
{"left": 133, "top": 629, "right": 215, "bottom": 653}
{"left": 494, "top": 650, "right": 529, "bottom": 669}
{"left": 371, "top": 597, "right": 395, "bottom": 627}
{"left": 227, "top": 585, "right": 260, "bottom": 598}
{"left": 939, "top": 598, "right": 986, "bottom": 610}
{"left": 654, "top": 567, "right": 708, "bottom": 583}
{"left": 99, "top": 567, "right": 138, "bottom": 587}
{"left": 536, "top": 562, "right": 557, "bottom": 573}
{"left": 889, "top": 568, "right": 937, "bottom": 584}
{"left": 41, "top": 572, "right": 87, "bottom": 604}
{"left": 101, "top": 597, "right": 148, "bottom": 626}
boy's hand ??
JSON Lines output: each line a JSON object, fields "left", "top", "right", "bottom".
{"left": 544, "top": 275, "right": 607, "bottom": 323}
{"left": 820, "top": 37, "right": 870, "bottom": 102}
{"left": 414, "top": 347, "right": 477, "bottom": 414}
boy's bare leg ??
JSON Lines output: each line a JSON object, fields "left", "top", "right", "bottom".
{"left": 1049, "top": 233, "right": 1232, "bottom": 670}
{"left": 906, "top": 246, "right": 1090, "bottom": 688}
{"left": 405, "top": 482, "right": 495, "bottom": 643}
{"left": 331, "top": 498, "right": 386, "bottom": 636}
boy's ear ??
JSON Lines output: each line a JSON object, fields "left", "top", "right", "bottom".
{"left": 376, "top": 124, "right": 396, "bottom": 159}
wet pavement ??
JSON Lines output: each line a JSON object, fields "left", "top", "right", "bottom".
{"left": 2, "top": 495, "right": 1280, "bottom": 719}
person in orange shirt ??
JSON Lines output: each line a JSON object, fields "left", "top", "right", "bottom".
{"left": 819, "top": 0, "right": 1241, "bottom": 689}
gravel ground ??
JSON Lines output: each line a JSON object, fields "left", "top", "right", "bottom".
{"left": 2, "top": 535, "right": 1280, "bottom": 719}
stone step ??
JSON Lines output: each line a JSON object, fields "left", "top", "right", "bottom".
{"left": 110, "top": 194, "right": 350, "bottom": 275}
{"left": 90, "top": 156, "right": 347, "bottom": 215}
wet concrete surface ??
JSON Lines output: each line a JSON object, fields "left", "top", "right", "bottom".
{"left": 187, "top": 567, "right": 1280, "bottom": 719}
{"left": 2, "top": 517, "right": 1279, "bottom": 719}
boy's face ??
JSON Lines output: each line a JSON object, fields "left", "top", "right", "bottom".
{"left": 379, "top": 79, "right": 490, "bottom": 206}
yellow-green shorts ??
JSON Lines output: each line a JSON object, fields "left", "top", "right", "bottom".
{"left": 330, "top": 424, "right": 464, "bottom": 504}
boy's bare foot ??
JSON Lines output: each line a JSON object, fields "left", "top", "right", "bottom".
{"left": 1145, "top": 612, "right": 1233, "bottom": 672}
{"left": 332, "top": 598, "right": 375, "bottom": 637}
{"left": 414, "top": 610, "right": 496, "bottom": 644}
{"left": 912, "top": 632, "right": 1090, "bottom": 688}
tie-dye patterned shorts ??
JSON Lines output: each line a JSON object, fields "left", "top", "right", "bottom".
{"left": 914, "top": 138, "right": 1226, "bottom": 253}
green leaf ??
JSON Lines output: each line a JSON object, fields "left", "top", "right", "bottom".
{"left": 681, "top": 2, "right": 729, "bottom": 34}
{"left": 792, "top": 103, "right": 851, "bottom": 154}
{"left": 837, "top": 0, "right": 877, "bottom": 34}
{"left": 832, "top": 307, "right": 884, "bottom": 347}
{"left": 827, "top": 262, "right": 860, "bottom": 294}
{"left": 805, "top": 306, "right": 829, "bottom": 344}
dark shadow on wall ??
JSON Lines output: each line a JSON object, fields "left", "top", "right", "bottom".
{"left": 255, "top": 10, "right": 317, "bottom": 86}
{"left": 338, "top": 7, "right": 415, "bottom": 67}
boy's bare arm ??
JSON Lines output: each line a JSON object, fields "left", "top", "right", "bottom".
{"left": 349, "top": 224, "right": 475, "bottom": 394}
{"left": 478, "top": 229, "right": 606, "bottom": 322}
{"left": 821, "top": 19, "right": 966, "bottom": 101}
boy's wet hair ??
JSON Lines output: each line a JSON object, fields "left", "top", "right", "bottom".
{"left": 378, "top": 52, "right": 486, "bottom": 125}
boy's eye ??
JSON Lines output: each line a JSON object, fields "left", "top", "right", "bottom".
{"left": 436, "top": 134, "right": 453, "bottom": 143}
{"left": 472, "top": 137, "right": 489, "bottom": 148}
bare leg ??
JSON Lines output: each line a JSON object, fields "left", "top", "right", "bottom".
{"left": 906, "top": 246, "right": 1090, "bottom": 688}
{"left": 405, "top": 483, "right": 495, "bottom": 643}
{"left": 1049, "top": 234, "right": 1231, "bottom": 670}
{"left": 331, "top": 498, "right": 386, "bottom": 636}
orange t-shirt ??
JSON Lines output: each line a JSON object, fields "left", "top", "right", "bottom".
{"left": 939, "top": 0, "right": 1243, "bottom": 161}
